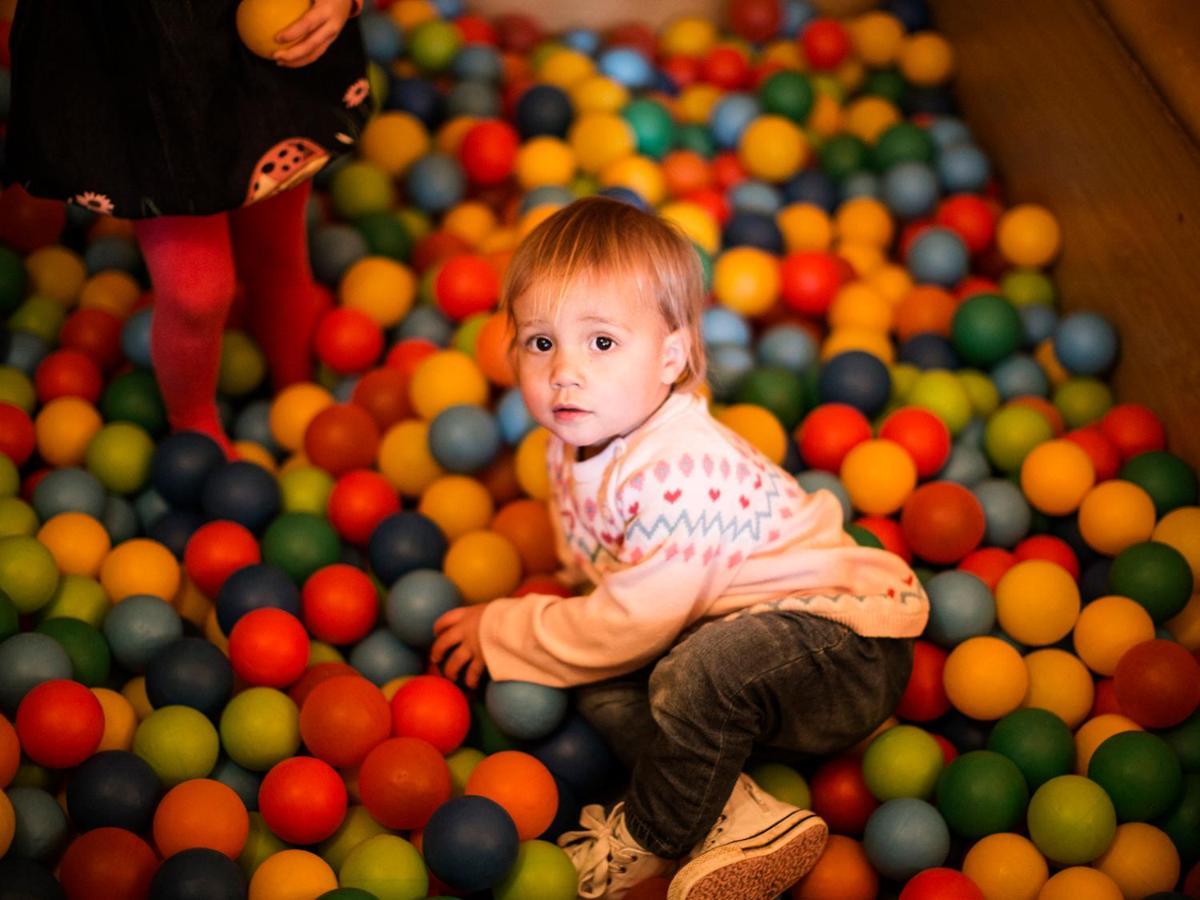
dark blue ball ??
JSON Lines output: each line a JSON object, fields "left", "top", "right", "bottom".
{"left": 0, "top": 859, "right": 66, "bottom": 900}
{"left": 722, "top": 211, "right": 784, "bottom": 254}
{"left": 66, "top": 750, "right": 161, "bottom": 833}
{"left": 149, "top": 848, "right": 247, "bottom": 900}
{"left": 146, "top": 509, "right": 205, "bottom": 560}
{"left": 531, "top": 715, "right": 619, "bottom": 796}
{"left": 423, "top": 796, "right": 519, "bottom": 894}
{"left": 902, "top": 85, "right": 956, "bottom": 117}
{"left": 899, "top": 333, "right": 961, "bottom": 370}
{"left": 151, "top": 431, "right": 227, "bottom": 508}
{"left": 515, "top": 84, "right": 573, "bottom": 139}
{"left": 216, "top": 563, "right": 301, "bottom": 636}
{"left": 368, "top": 512, "right": 448, "bottom": 587}
{"left": 144, "top": 637, "right": 234, "bottom": 719}
{"left": 539, "top": 775, "right": 581, "bottom": 843}
{"left": 817, "top": 351, "right": 892, "bottom": 417}
{"left": 1080, "top": 558, "right": 1113, "bottom": 603}
{"left": 781, "top": 169, "right": 838, "bottom": 211}
{"left": 386, "top": 76, "right": 443, "bottom": 127}
{"left": 885, "top": 0, "right": 931, "bottom": 32}
{"left": 597, "top": 186, "right": 651, "bottom": 212}
{"left": 936, "top": 710, "right": 992, "bottom": 753}
{"left": 201, "top": 462, "right": 281, "bottom": 534}
{"left": 211, "top": 756, "right": 262, "bottom": 811}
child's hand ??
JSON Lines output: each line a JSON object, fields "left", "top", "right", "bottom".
{"left": 431, "top": 605, "right": 488, "bottom": 689}
{"left": 274, "top": 0, "right": 354, "bottom": 68}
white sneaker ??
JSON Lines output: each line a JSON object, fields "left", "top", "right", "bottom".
{"left": 667, "top": 773, "right": 828, "bottom": 900}
{"left": 558, "top": 802, "right": 676, "bottom": 899}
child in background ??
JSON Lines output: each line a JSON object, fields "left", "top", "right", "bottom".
{"left": 431, "top": 197, "right": 928, "bottom": 900}
{"left": 4, "top": 0, "right": 370, "bottom": 456}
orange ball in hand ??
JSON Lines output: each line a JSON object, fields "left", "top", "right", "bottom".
{"left": 236, "top": 0, "right": 311, "bottom": 59}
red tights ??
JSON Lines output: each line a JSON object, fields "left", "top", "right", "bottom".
{"left": 133, "top": 181, "right": 329, "bottom": 457}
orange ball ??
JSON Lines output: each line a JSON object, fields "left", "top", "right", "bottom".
{"left": 0, "top": 713, "right": 18, "bottom": 788}
{"left": 790, "top": 834, "right": 878, "bottom": 900}
{"left": 491, "top": 498, "right": 558, "bottom": 574}
{"left": 893, "top": 285, "right": 957, "bottom": 342}
{"left": 352, "top": 367, "right": 412, "bottom": 430}
{"left": 299, "top": 675, "right": 391, "bottom": 769}
{"left": 153, "top": 778, "right": 250, "bottom": 859}
{"left": 304, "top": 403, "right": 381, "bottom": 477}
{"left": 900, "top": 481, "right": 986, "bottom": 564}
{"left": 474, "top": 311, "right": 517, "bottom": 388}
{"left": 465, "top": 750, "right": 559, "bottom": 841}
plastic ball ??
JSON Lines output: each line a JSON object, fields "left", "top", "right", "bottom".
{"left": 149, "top": 848, "right": 247, "bottom": 900}
{"left": 935, "top": 749, "right": 1028, "bottom": 839}
{"left": 298, "top": 563, "right": 376, "bottom": 646}
{"left": 236, "top": 0, "right": 309, "bottom": 57}
{"left": 901, "top": 481, "right": 985, "bottom": 564}
{"left": 358, "top": 736, "right": 451, "bottom": 830}
{"left": 1073, "top": 595, "right": 1157, "bottom": 676}
{"left": 0, "top": 534, "right": 60, "bottom": 614}
{"left": 1108, "top": 540, "right": 1193, "bottom": 624}
{"left": 337, "top": 834, "right": 428, "bottom": 900}
{"left": 961, "top": 832, "right": 1048, "bottom": 900}
{"left": 1094, "top": 822, "right": 1181, "bottom": 900}
{"left": 996, "top": 203, "right": 1061, "bottom": 268}
{"left": 134, "top": 705, "right": 220, "bottom": 786}
{"left": 1026, "top": 774, "right": 1116, "bottom": 865}
{"left": 713, "top": 246, "right": 780, "bottom": 316}
{"left": 390, "top": 675, "right": 470, "bottom": 754}
{"left": 943, "top": 636, "right": 1029, "bottom": 720}
{"left": 427, "top": 404, "right": 501, "bottom": 473}
{"left": 1078, "top": 480, "right": 1157, "bottom": 556}
{"left": 492, "top": 839, "right": 577, "bottom": 900}
{"left": 994, "top": 560, "right": 1079, "bottom": 646}
{"left": 951, "top": 293, "right": 1023, "bottom": 368}
{"left": 1120, "top": 451, "right": 1198, "bottom": 518}
{"left": 862, "top": 724, "right": 944, "bottom": 801}
{"left": 216, "top": 562, "right": 301, "bottom": 635}
{"left": 1019, "top": 438, "right": 1096, "bottom": 515}
{"left": 906, "top": 227, "right": 968, "bottom": 287}
{"left": 184, "top": 519, "right": 261, "bottom": 599}
{"left": 153, "top": 777, "right": 248, "bottom": 859}
{"left": 983, "top": 405, "right": 1054, "bottom": 474}
{"left": 1114, "top": 639, "right": 1200, "bottom": 728}
{"left": 384, "top": 568, "right": 462, "bottom": 648}
{"left": 863, "top": 798, "right": 950, "bottom": 881}
{"left": 1020, "top": 648, "right": 1094, "bottom": 729}
{"left": 486, "top": 680, "right": 568, "bottom": 741}
{"left": 248, "top": 849, "right": 338, "bottom": 900}
{"left": 229, "top": 609, "right": 309, "bottom": 688}
{"left": 1099, "top": 402, "right": 1166, "bottom": 461}
{"left": 270, "top": 383, "right": 335, "bottom": 453}
{"left": 465, "top": 750, "right": 558, "bottom": 841}
{"left": 368, "top": 511, "right": 448, "bottom": 586}
{"left": 796, "top": 403, "right": 871, "bottom": 472}
{"left": 1075, "top": 714, "right": 1143, "bottom": 776}
{"left": 259, "top": 756, "right": 346, "bottom": 844}
{"left": 423, "top": 795, "right": 520, "bottom": 893}
{"left": 200, "top": 462, "right": 282, "bottom": 535}
{"left": 1054, "top": 312, "right": 1118, "bottom": 376}
{"left": 298, "top": 675, "right": 388, "bottom": 770}
{"left": 1038, "top": 867, "right": 1124, "bottom": 900}
{"left": 898, "top": 868, "right": 983, "bottom": 899}
{"left": 0, "top": 632, "right": 73, "bottom": 715}
{"left": 924, "top": 570, "right": 995, "bottom": 647}
{"left": 789, "top": 833, "right": 877, "bottom": 900}
{"left": 409, "top": 349, "right": 489, "bottom": 420}
{"left": 879, "top": 407, "right": 951, "bottom": 479}
{"left": 840, "top": 439, "right": 917, "bottom": 516}
{"left": 443, "top": 529, "right": 522, "bottom": 604}
{"left": 57, "top": 827, "right": 159, "bottom": 900}
{"left": 15, "top": 678, "right": 103, "bottom": 768}
{"left": 1088, "top": 730, "right": 1182, "bottom": 822}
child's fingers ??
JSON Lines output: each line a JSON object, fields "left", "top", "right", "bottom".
{"left": 429, "top": 628, "right": 458, "bottom": 664}
{"left": 433, "top": 608, "right": 465, "bottom": 634}
{"left": 465, "top": 658, "right": 485, "bottom": 689}
{"left": 275, "top": 8, "right": 325, "bottom": 45}
{"left": 274, "top": 27, "right": 337, "bottom": 66}
{"left": 440, "top": 645, "right": 471, "bottom": 682}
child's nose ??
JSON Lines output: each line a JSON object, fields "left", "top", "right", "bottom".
{"left": 550, "top": 350, "right": 583, "bottom": 388}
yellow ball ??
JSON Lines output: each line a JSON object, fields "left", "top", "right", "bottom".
{"left": 388, "top": 0, "right": 437, "bottom": 32}
{"left": 435, "top": 115, "right": 477, "bottom": 156}
{"left": 79, "top": 270, "right": 141, "bottom": 318}
{"left": 219, "top": 331, "right": 266, "bottom": 397}
{"left": 997, "top": 204, "right": 1062, "bottom": 268}
{"left": 995, "top": 560, "right": 1080, "bottom": 646}
{"left": 677, "top": 84, "right": 723, "bottom": 125}
{"left": 408, "top": 350, "right": 488, "bottom": 420}
{"left": 661, "top": 15, "right": 718, "bottom": 56}
{"left": 236, "top": 0, "right": 312, "bottom": 59}
{"left": 962, "top": 832, "right": 1049, "bottom": 900}
{"left": 379, "top": 420, "right": 445, "bottom": 497}
{"left": 1021, "top": 649, "right": 1094, "bottom": 730}
{"left": 943, "top": 636, "right": 1029, "bottom": 721}
{"left": 569, "top": 112, "right": 636, "bottom": 175}
{"left": 660, "top": 202, "right": 721, "bottom": 257}
{"left": 713, "top": 247, "right": 780, "bottom": 317}
{"left": 738, "top": 116, "right": 808, "bottom": 183}
{"left": 600, "top": 155, "right": 666, "bottom": 206}
{"left": 100, "top": 538, "right": 181, "bottom": 604}
{"left": 339, "top": 257, "right": 415, "bottom": 328}
{"left": 835, "top": 196, "right": 895, "bottom": 247}
{"left": 26, "top": 245, "right": 87, "bottom": 306}
{"left": 1077, "top": 480, "right": 1156, "bottom": 556}
{"left": 359, "top": 111, "right": 429, "bottom": 176}
{"left": 1166, "top": 593, "right": 1200, "bottom": 652}
{"left": 1019, "top": 439, "right": 1096, "bottom": 516}
{"left": 442, "top": 202, "right": 498, "bottom": 248}
{"left": 1153, "top": 506, "right": 1200, "bottom": 583}
{"left": 123, "top": 676, "right": 154, "bottom": 721}
{"left": 820, "top": 327, "right": 895, "bottom": 364}
{"left": 269, "top": 382, "right": 334, "bottom": 453}
{"left": 418, "top": 475, "right": 495, "bottom": 542}
{"left": 36, "top": 513, "right": 111, "bottom": 578}
{"left": 840, "top": 439, "right": 917, "bottom": 516}
{"left": 715, "top": 404, "right": 787, "bottom": 465}
{"left": 1074, "top": 714, "right": 1142, "bottom": 775}
{"left": 538, "top": 47, "right": 595, "bottom": 89}
{"left": 1093, "top": 823, "right": 1180, "bottom": 900}
{"left": 570, "top": 75, "right": 629, "bottom": 115}
{"left": 898, "top": 31, "right": 956, "bottom": 86}
{"left": 1072, "top": 595, "right": 1157, "bottom": 676}
{"left": 828, "top": 283, "right": 892, "bottom": 332}
{"left": 443, "top": 530, "right": 522, "bottom": 604}
{"left": 958, "top": 370, "right": 1002, "bottom": 418}
{"left": 843, "top": 96, "right": 901, "bottom": 143}
{"left": 777, "top": 203, "right": 833, "bottom": 252}
{"left": 1036, "top": 866, "right": 1123, "bottom": 900}
{"left": 849, "top": 12, "right": 906, "bottom": 67}
{"left": 0, "top": 366, "right": 35, "bottom": 413}
{"left": 93, "top": 687, "right": 138, "bottom": 752}
{"left": 868, "top": 263, "right": 913, "bottom": 305}
{"left": 249, "top": 849, "right": 338, "bottom": 900}
{"left": 35, "top": 396, "right": 103, "bottom": 468}
{"left": 515, "top": 428, "right": 551, "bottom": 501}
{"left": 515, "top": 136, "right": 577, "bottom": 189}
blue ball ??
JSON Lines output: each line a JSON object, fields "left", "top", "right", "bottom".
{"left": 495, "top": 388, "right": 536, "bottom": 446}
{"left": 393, "top": 304, "right": 453, "bottom": 346}
{"left": 531, "top": 715, "right": 619, "bottom": 795}
{"left": 0, "top": 632, "right": 73, "bottom": 715}
{"left": 149, "top": 848, "right": 248, "bottom": 900}
{"left": 486, "top": 680, "right": 569, "bottom": 741}
{"left": 561, "top": 28, "right": 601, "bottom": 56}
{"left": 385, "top": 569, "right": 462, "bottom": 648}
{"left": 937, "top": 142, "right": 991, "bottom": 193}
{"left": 817, "top": 351, "right": 891, "bottom": 417}
{"left": 349, "top": 628, "right": 424, "bottom": 686}
{"left": 445, "top": 79, "right": 501, "bottom": 119}
{"left": 1020, "top": 304, "right": 1058, "bottom": 347}
{"left": 216, "top": 564, "right": 301, "bottom": 636}
{"left": 84, "top": 235, "right": 142, "bottom": 274}
{"left": 598, "top": 186, "right": 651, "bottom": 211}
{"left": 1053, "top": 311, "right": 1118, "bottom": 376}
{"left": 310, "top": 223, "right": 368, "bottom": 285}
{"left": 924, "top": 570, "right": 996, "bottom": 647}
{"left": 368, "top": 511, "right": 448, "bottom": 586}
{"left": 102, "top": 495, "right": 139, "bottom": 544}
{"left": 210, "top": 756, "right": 262, "bottom": 811}
{"left": 926, "top": 115, "right": 973, "bottom": 150}
{"left": 423, "top": 796, "right": 520, "bottom": 893}
{"left": 428, "top": 404, "right": 501, "bottom": 474}
{"left": 7, "top": 787, "right": 69, "bottom": 863}
{"left": 431, "top": 0, "right": 464, "bottom": 15}
{"left": 702, "top": 307, "right": 752, "bottom": 348}
{"left": 898, "top": 333, "right": 960, "bottom": 370}
{"left": 66, "top": 750, "right": 161, "bottom": 833}
{"left": 722, "top": 211, "right": 783, "bottom": 253}
{"left": 452, "top": 45, "right": 502, "bottom": 83}
{"left": 709, "top": 93, "right": 761, "bottom": 149}
{"left": 103, "top": 594, "right": 184, "bottom": 673}
{"left": 152, "top": 431, "right": 226, "bottom": 508}
{"left": 597, "top": 47, "right": 654, "bottom": 90}
{"left": 3, "top": 332, "right": 49, "bottom": 375}
{"left": 840, "top": 171, "right": 880, "bottom": 202}
{"left": 707, "top": 343, "right": 755, "bottom": 401}
{"left": 1080, "top": 557, "right": 1113, "bottom": 603}
{"left": 863, "top": 798, "right": 950, "bottom": 881}
{"left": 906, "top": 227, "right": 968, "bottom": 287}
{"left": 937, "top": 444, "right": 990, "bottom": 487}
{"left": 144, "top": 636, "right": 233, "bottom": 718}
{"left": 406, "top": 153, "right": 465, "bottom": 214}
{"left": 233, "top": 399, "right": 279, "bottom": 452}
{"left": 134, "top": 487, "right": 170, "bottom": 530}
{"left": 729, "top": 180, "right": 783, "bottom": 216}
{"left": 386, "top": 76, "right": 443, "bottom": 127}
{"left": 781, "top": 0, "right": 818, "bottom": 36}
{"left": 991, "top": 353, "right": 1049, "bottom": 400}
{"left": 517, "top": 185, "right": 576, "bottom": 216}
{"left": 881, "top": 161, "right": 940, "bottom": 218}
{"left": 540, "top": 775, "right": 582, "bottom": 844}
{"left": 885, "top": 0, "right": 932, "bottom": 32}
{"left": 972, "top": 478, "right": 1032, "bottom": 548}
{"left": 781, "top": 169, "right": 838, "bottom": 211}
{"left": 32, "top": 467, "right": 107, "bottom": 520}
{"left": 122, "top": 308, "right": 154, "bottom": 368}
{"left": 903, "top": 86, "right": 955, "bottom": 118}
{"left": 795, "top": 470, "right": 853, "bottom": 523}
{"left": 361, "top": 12, "right": 403, "bottom": 65}
{"left": 201, "top": 461, "right": 281, "bottom": 534}
{"left": 515, "top": 84, "right": 573, "bottom": 139}
{"left": 757, "top": 324, "right": 817, "bottom": 374}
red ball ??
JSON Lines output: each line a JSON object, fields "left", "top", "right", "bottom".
{"left": 513, "top": 574, "right": 574, "bottom": 597}
{"left": 1091, "top": 677, "right": 1123, "bottom": 718}
{"left": 358, "top": 736, "right": 452, "bottom": 830}
{"left": 435, "top": 254, "right": 500, "bottom": 321}
{"left": 1099, "top": 403, "right": 1166, "bottom": 462}
{"left": 933, "top": 733, "right": 959, "bottom": 765}
{"left": 1064, "top": 426, "right": 1121, "bottom": 482}
{"left": 259, "top": 756, "right": 347, "bottom": 844}
{"left": 385, "top": 337, "right": 439, "bottom": 380}
{"left": 454, "top": 14, "right": 497, "bottom": 45}
{"left": 900, "top": 868, "right": 984, "bottom": 900}
{"left": 495, "top": 13, "right": 541, "bottom": 53}
{"left": 957, "top": 547, "right": 1015, "bottom": 591}
{"left": 0, "top": 402, "right": 35, "bottom": 466}
{"left": 605, "top": 22, "right": 657, "bottom": 59}
{"left": 700, "top": 46, "right": 751, "bottom": 90}
{"left": 955, "top": 275, "right": 1001, "bottom": 301}
{"left": 228, "top": 608, "right": 310, "bottom": 688}
{"left": 661, "top": 54, "right": 701, "bottom": 90}
{"left": 801, "top": 19, "right": 852, "bottom": 70}
{"left": 287, "top": 661, "right": 360, "bottom": 708}
{"left": 810, "top": 756, "right": 878, "bottom": 836}
{"left": 780, "top": 251, "right": 844, "bottom": 316}
{"left": 57, "top": 827, "right": 159, "bottom": 900}
{"left": 1012, "top": 535, "right": 1079, "bottom": 580}
{"left": 184, "top": 520, "right": 261, "bottom": 599}
{"left": 728, "top": 0, "right": 782, "bottom": 42}
{"left": 795, "top": 403, "right": 872, "bottom": 472}
{"left": 895, "top": 641, "right": 950, "bottom": 722}
{"left": 302, "top": 563, "right": 379, "bottom": 645}
{"left": 0, "top": 185, "right": 66, "bottom": 252}
{"left": 352, "top": 367, "right": 411, "bottom": 430}
{"left": 300, "top": 674, "right": 391, "bottom": 769}
{"left": 459, "top": 120, "right": 519, "bottom": 186}
{"left": 16, "top": 679, "right": 104, "bottom": 768}
{"left": 304, "top": 403, "right": 381, "bottom": 477}
{"left": 900, "top": 481, "right": 986, "bottom": 565}
{"left": 327, "top": 469, "right": 400, "bottom": 546}
{"left": 854, "top": 516, "right": 911, "bottom": 562}
{"left": 411, "top": 229, "right": 473, "bottom": 274}
{"left": 879, "top": 407, "right": 951, "bottom": 479}
{"left": 683, "top": 187, "right": 732, "bottom": 226}
{"left": 314, "top": 308, "right": 385, "bottom": 375}
{"left": 713, "top": 152, "right": 748, "bottom": 192}
{"left": 34, "top": 349, "right": 104, "bottom": 404}
{"left": 390, "top": 674, "right": 471, "bottom": 755}
{"left": 934, "top": 194, "right": 996, "bottom": 255}
{"left": 1113, "top": 639, "right": 1200, "bottom": 728}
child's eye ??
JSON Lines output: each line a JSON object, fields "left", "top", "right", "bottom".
{"left": 526, "top": 336, "right": 553, "bottom": 352}
{"left": 592, "top": 335, "right": 615, "bottom": 351}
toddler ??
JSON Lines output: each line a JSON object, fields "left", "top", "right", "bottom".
{"left": 432, "top": 197, "right": 928, "bottom": 900}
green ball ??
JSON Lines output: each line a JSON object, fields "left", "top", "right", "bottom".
{"left": 409, "top": 19, "right": 461, "bottom": 72}
{"left": 1001, "top": 268, "right": 1056, "bottom": 307}
{"left": 9, "top": 296, "right": 66, "bottom": 343}
{"left": 355, "top": 212, "right": 412, "bottom": 261}
{"left": 984, "top": 405, "right": 1054, "bottom": 472}
{"left": 935, "top": 750, "right": 1029, "bottom": 839}
{"left": 331, "top": 161, "right": 396, "bottom": 220}
{"left": 1107, "top": 541, "right": 1193, "bottom": 624}
{"left": 871, "top": 122, "right": 935, "bottom": 170}
{"left": 860, "top": 68, "right": 906, "bottom": 104}
{"left": 759, "top": 71, "right": 814, "bottom": 123}
{"left": 0, "top": 365, "right": 36, "bottom": 412}
{"left": 35, "top": 616, "right": 111, "bottom": 687}
{"left": 278, "top": 466, "right": 335, "bottom": 516}
{"left": 0, "top": 497, "right": 38, "bottom": 539}
{"left": 133, "top": 704, "right": 220, "bottom": 787}
{"left": 319, "top": 806, "right": 390, "bottom": 873}
{"left": 846, "top": 524, "right": 884, "bottom": 549}
{"left": 101, "top": 369, "right": 167, "bottom": 436}
{"left": 907, "top": 370, "right": 973, "bottom": 436}
{"left": 820, "top": 134, "right": 869, "bottom": 181}
{"left": 85, "top": 422, "right": 155, "bottom": 494}
{"left": 1157, "top": 772, "right": 1200, "bottom": 865}
{"left": 621, "top": 99, "right": 675, "bottom": 159}
{"left": 734, "top": 367, "right": 808, "bottom": 430}
{"left": 1027, "top": 775, "right": 1116, "bottom": 865}
{"left": 494, "top": 840, "right": 578, "bottom": 900}
{"left": 1053, "top": 377, "right": 1113, "bottom": 429}
{"left": 338, "top": 834, "right": 428, "bottom": 900}
{"left": 676, "top": 124, "right": 716, "bottom": 157}
{"left": 219, "top": 686, "right": 300, "bottom": 771}
{"left": 1161, "top": 711, "right": 1200, "bottom": 773}
{"left": 1118, "top": 451, "right": 1199, "bottom": 517}
{"left": 446, "top": 746, "right": 485, "bottom": 797}
{"left": 1087, "top": 730, "right": 1182, "bottom": 822}
{"left": 261, "top": 513, "right": 342, "bottom": 584}
{"left": 0, "top": 454, "right": 17, "bottom": 499}
{"left": 239, "top": 811, "right": 287, "bottom": 878}
{"left": 951, "top": 293, "right": 1023, "bottom": 368}
{"left": 0, "top": 245, "right": 27, "bottom": 314}
{"left": 467, "top": 699, "right": 517, "bottom": 754}
{"left": 452, "top": 312, "right": 489, "bottom": 357}
{"left": 862, "top": 724, "right": 944, "bottom": 800}
{"left": 0, "top": 535, "right": 60, "bottom": 613}
{"left": 0, "top": 588, "right": 19, "bottom": 642}
{"left": 39, "top": 574, "right": 109, "bottom": 627}
{"left": 987, "top": 708, "right": 1075, "bottom": 790}
{"left": 748, "top": 762, "right": 811, "bottom": 809}
{"left": 219, "top": 330, "right": 267, "bottom": 397}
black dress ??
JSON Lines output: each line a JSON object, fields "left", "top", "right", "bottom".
{"left": 4, "top": 1, "right": 371, "bottom": 219}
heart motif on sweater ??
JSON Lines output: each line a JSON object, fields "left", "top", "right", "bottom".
{"left": 627, "top": 502, "right": 639, "bottom": 517}
{"left": 664, "top": 489, "right": 682, "bottom": 503}
{"left": 708, "top": 488, "right": 721, "bottom": 501}
{"left": 727, "top": 551, "right": 743, "bottom": 568}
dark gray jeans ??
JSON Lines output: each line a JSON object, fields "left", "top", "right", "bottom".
{"left": 575, "top": 611, "right": 914, "bottom": 859}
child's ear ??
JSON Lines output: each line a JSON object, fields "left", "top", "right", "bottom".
{"left": 660, "top": 328, "right": 689, "bottom": 385}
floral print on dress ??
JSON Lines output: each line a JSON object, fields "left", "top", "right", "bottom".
{"left": 73, "top": 191, "right": 114, "bottom": 215}
{"left": 343, "top": 78, "right": 370, "bottom": 108}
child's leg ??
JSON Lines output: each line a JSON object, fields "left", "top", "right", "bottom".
{"left": 134, "top": 213, "right": 237, "bottom": 457}
{"left": 228, "top": 180, "right": 330, "bottom": 390}
{"left": 574, "top": 664, "right": 657, "bottom": 771}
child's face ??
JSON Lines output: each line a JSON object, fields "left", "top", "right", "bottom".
{"left": 512, "top": 276, "right": 688, "bottom": 456}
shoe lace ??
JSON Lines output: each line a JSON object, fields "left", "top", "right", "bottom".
{"left": 558, "top": 802, "right": 638, "bottom": 898}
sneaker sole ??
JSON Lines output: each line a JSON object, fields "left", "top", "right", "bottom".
{"left": 666, "top": 813, "right": 828, "bottom": 900}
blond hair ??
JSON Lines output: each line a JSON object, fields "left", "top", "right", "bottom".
{"left": 501, "top": 197, "right": 707, "bottom": 392}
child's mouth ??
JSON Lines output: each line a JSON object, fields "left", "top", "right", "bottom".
{"left": 553, "top": 405, "right": 589, "bottom": 422}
